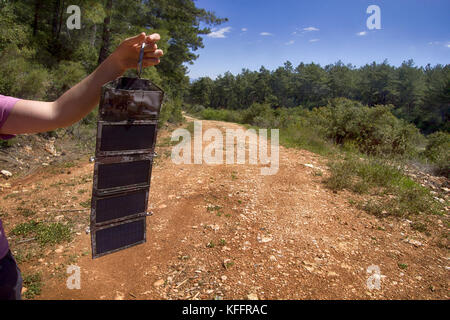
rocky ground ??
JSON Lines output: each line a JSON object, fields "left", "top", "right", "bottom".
{"left": 0, "top": 117, "right": 448, "bottom": 300}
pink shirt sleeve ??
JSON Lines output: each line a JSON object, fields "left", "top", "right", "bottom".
{"left": 0, "top": 94, "right": 20, "bottom": 140}
{"left": 0, "top": 94, "right": 19, "bottom": 258}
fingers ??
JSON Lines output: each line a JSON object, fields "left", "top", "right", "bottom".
{"left": 143, "top": 49, "right": 163, "bottom": 59}
{"left": 145, "top": 33, "right": 160, "bottom": 43}
{"left": 144, "top": 42, "right": 158, "bottom": 52}
{"left": 123, "top": 32, "right": 146, "bottom": 45}
{"left": 143, "top": 58, "right": 161, "bottom": 67}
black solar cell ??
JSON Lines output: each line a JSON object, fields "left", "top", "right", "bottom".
{"left": 94, "top": 218, "right": 146, "bottom": 256}
{"left": 97, "top": 160, "right": 150, "bottom": 190}
{"left": 94, "top": 189, "right": 148, "bottom": 224}
{"left": 100, "top": 124, "right": 156, "bottom": 151}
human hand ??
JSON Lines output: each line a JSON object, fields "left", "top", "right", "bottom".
{"left": 109, "top": 32, "right": 164, "bottom": 73}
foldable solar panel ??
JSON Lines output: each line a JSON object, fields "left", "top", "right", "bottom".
{"left": 90, "top": 73, "right": 164, "bottom": 259}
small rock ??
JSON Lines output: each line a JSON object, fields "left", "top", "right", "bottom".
{"left": 404, "top": 239, "right": 423, "bottom": 247}
{"left": 1, "top": 170, "right": 12, "bottom": 178}
{"left": 257, "top": 235, "right": 272, "bottom": 243}
{"left": 114, "top": 291, "right": 125, "bottom": 300}
{"left": 221, "top": 275, "right": 228, "bottom": 281}
{"left": 158, "top": 204, "right": 167, "bottom": 209}
{"left": 247, "top": 293, "right": 258, "bottom": 300}
{"left": 54, "top": 246, "right": 64, "bottom": 254}
{"left": 153, "top": 279, "right": 164, "bottom": 287}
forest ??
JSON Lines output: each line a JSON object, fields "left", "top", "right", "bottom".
{"left": 187, "top": 60, "right": 449, "bottom": 134}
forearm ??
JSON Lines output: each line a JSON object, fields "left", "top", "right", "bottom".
{"left": 0, "top": 55, "right": 125, "bottom": 135}
{"left": 53, "top": 53, "right": 125, "bottom": 127}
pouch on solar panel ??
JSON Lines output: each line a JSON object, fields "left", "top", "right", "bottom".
{"left": 90, "top": 69, "right": 164, "bottom": 259}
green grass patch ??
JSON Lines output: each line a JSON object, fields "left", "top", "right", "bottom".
{"left": 11, "top": 220, "right": 72, "bottom": 246}
{"left": 326, "top": 155, "right": 443, "bottom": 217}
{"left": 22, "top": 272, "right": 42, "bottom": 299}
{"left": 410, "top": 222, "right": 429, "bottom": 234}
{"left": 398, "top": 263, "right": 408, "bottom": 270}
{"left": 79, "top": 200, "right": 91, "bottom": 208}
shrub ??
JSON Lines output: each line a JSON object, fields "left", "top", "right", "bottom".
{"left": 0, "top": 45, "right": 50, "bottom": 100}
{"left": 311, "top": 98, "right": 424, "bottom": 157}
{"left": 186, "top": 104, "right": 205, "bottom": 115}
{"left": 424, "top": 131, "right": 450, "bottom": 177}
{"left": 48, "top": 61, "right": 86, "bottom": 100}
{"left": 241, "top": 103, "right": 272, "bottom": 125}
{"left": 158, "top": 98, "right": 184, "bottom": 127}
{"left": 200, "top": 108, "right": 242, "bottom": 123}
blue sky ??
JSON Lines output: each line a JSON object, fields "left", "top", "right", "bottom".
{"left": 186, "top": 0, "right": 450, "bottom": 80}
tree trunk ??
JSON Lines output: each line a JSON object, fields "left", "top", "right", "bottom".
{"left": 51, "top": 0, "right": 62, "bottom": 37}
{"left": 91, "top": 24, "right": 97, "bottom": 47}
{"left": 32, "top": 0, "right": 42, "bottom": 36}
{"left": 98, "top": 0, "right": 113, "bottom": 65}
{"left": 57, "top": 0, "right": 66, "bottom": 40}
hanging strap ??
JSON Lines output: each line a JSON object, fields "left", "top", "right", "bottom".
{"left": 137, "top": 42, "right": 146, "bottom": 78}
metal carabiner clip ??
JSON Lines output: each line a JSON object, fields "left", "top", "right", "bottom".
{"left": 137, "top": 42, "right": 146, "bottom": 78}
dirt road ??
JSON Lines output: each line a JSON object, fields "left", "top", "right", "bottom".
{"left": 2, "top": 117, "right": 448, "bottom": 299}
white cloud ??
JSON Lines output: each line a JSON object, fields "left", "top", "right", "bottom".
{"left": 207, "top": 27, "right": 232, "bottom": 38}
{"left": 428, "top": 41, "right": 450, "bottom": 48}
{"left": 303, "top": 26, "right": 319, "bottom": 32}
{"left": 285, "top": 40, "right": 295, "bottom": 45}
{"left": 241, "top": 28, "right": 247, "bottom": 32}
{"left": 260, "top": 32, "right": 273, "bottom": 36}
{"left": 357, "top": 31, "right": 367, "bottom": 36}
{"left": 309, "top": 39, "right": 320, "bottom": 42}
